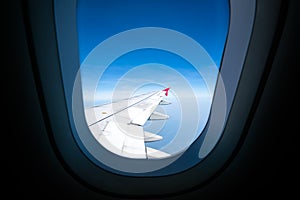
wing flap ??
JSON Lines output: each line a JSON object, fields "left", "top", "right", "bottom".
{"left": 99, "top": 121, "right": 147, "bottom": 159}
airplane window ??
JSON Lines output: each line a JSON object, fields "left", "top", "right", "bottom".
{"left": 74, "top": 0, "right": 228, "bottom": 175}
{"left": 54, "top": 0, "right": 256, "bottom": 176}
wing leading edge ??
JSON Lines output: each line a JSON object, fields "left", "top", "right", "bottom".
{"left": 84, "top": 88, "right": 171, "bottom": 159}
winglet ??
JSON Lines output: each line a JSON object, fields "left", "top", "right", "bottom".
{"left": 162, "top": 87, "right": 170, "bottom": 96}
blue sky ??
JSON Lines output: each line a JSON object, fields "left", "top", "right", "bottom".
{"left": 77, "top": 0, "right": 229, "bottom": 155}
{"left": 77, "top": 0, "right": 229, "bottom": 65}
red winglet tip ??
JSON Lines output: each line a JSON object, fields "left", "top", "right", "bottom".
{"left": 162, "top": 87, "right": 170, "bottom": 96}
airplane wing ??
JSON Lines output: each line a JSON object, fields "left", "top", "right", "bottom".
{"left": 84, "top": 88, "right": 171, "bottom": 159}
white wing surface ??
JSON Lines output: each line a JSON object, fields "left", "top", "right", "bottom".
{"left": 84, "top": 88, "right": 171, "bottom": 159}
